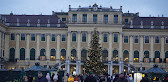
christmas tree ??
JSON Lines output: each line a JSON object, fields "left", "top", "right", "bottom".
{"left": 84, "top": 28, "right": 104, "bottom": 74}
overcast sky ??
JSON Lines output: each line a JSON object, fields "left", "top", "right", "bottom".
{"left": 0, "top": 0, "right": 167, "bottom": 17}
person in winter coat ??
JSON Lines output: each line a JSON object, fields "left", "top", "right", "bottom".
{"left": 74, "top": 75, "right": 79, "bottom": 82}
{"left": 23, "top": 76, "right": 28, "bottom": 82}
{"left": 53, "top": 74, "right": 58, "bottom": 82}
{"left": 46, "top": 73, "right": 50, "bottom": 82}
{"left": 28, "top": 75, "right": 33, "bottom": 82}
{"left": 51, "top": 73, "right": 55, "bottom": 82}
{"left": 113, "top": 74, "right": 119, "bottom": 82}
{"left": 84, "top": 74, "right": 96, "bottom": 82}
{"left": 140, "top": 74, "right": 150, "bottom": 82}
{"left": 117, "top": 73, "right": 128, "bottom": 82}
{"left": 68, "top": 75, "right": 74, "bottom": 82}
{"left": 34, "top": 71, "right": 48, "bottom": 82}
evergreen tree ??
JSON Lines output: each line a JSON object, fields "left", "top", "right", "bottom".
{"left": 84, "top": 29, "right": 104, "bottom": 74}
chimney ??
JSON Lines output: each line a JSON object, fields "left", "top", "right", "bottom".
{"left": 69, "top": 5, "right": 71, "bottom": 11}
{"left": 162, "top": 14, "right": 164, "bottom": 17}
{"left": 120, "top": 6, "right": 122, "bottom": 11}
{"left": 10, "top": 11, "right": 13, "bottom": 15}
{"left": 79, "top": 5, "right": 81, "bottom": 8}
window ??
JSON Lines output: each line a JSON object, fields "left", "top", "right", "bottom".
{"left": 82, "top": 14, "right": 87, "bottom": 23}
{"left": 134, "top": 51, "right": 139, "bottom": 62}
{"left": 62, "top": 18, "right": 66, "bottom": 21}
{"left": 9, "top": 48, "right": 15, "bottom": 62}
{"left": 114, "top": 34, "right": 118, "bottom": 42}
{"left": 166, "top": 37, "right": 168, "bottom": 43}
{"left": 31, "top": 34, "right": 35, "bottom": 41}
{"left": 103, "top": 34, "right": 108, "bottom": 42}
{"left": 81, "top": 49, "right": 87, "bottom": 62}
{"left": 144, "top": 51, "right": 149, "bottom": 63}
{"left": 123, "top": 50, "right": 129, "bottom": 62}
{"left": 124, "top": 36, "right": 128, "bottom": 43}
{"left": 62, "top": 34, "right": 66, "bottom": 41}
{"left": 104, "top": 15, "right": 108, "bottom": 23}
{"left": 30, "top": 48, "right": 35, "bottom": 60}
{"left": 50, "top": 49, "right": 56, "bottom": 61}
{"left": 40, "top": 49, "right": 46, "bottom": 60}
{"left": 113, "top": 50, "right": 118, "bottom": 62}
{"left": 102, "top": 50, "right": 108, "bottom": 62}
{"left": 93, "top": 14, "right": 97, "bottom": 23}
{"left": 20, "top": 48, "right": 25, "bottom": 60}
{"left": 61, "top": 49, "right": 66, "bottom": 61}
{"left": 155, "top": 36, "right": 159, "bottom": 43}
{"left": 125, "top": 19, "right": 128, "bottom": 24}
{"left": 114, "top": 15, "right": 118, "bottom": 23}
{"left": 51, "top": 34, "right": 56, "bottom": 41}
{"left": 82, "top": 33, "right": 86, "bottom": 42}
{"left": 154, "top": 51, "right": 160, "bottom": 63}
{"left": 72, "top": 33, "right": 76, "bottom": 42}
{"left": 72, "top": 14, "right": 77, "bottom": 23}
{"left": 21, "top": 34, "right": 25, "bottom": 41}
{"left": 41, "top": 34, "right": 45, "bottom": 41}
{"left": 3, "top": 50, "right": 4, "bottom": 57}
{"left": 165, "top": 51, "right": 168, "bottom": 63}
{"left": 145, "top": 36, "right": 149, "bottom": 43}
{"left": 11, "top": 33, "right": 15, "bottom": 40}
{"left": 134, "top": 36, "right": 139, "bottom": 43}
{"left": 71, "top": 49, "right": 77, "bottom": 61}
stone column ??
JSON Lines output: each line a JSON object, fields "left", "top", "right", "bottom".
{"left": 161, "top": 36, "right": 165, "bottom": 59}
{"left": 15, "top": 33, "right": 20, "bottom": 59}
{"left": 66, "top": 31, "right": 71, "bottom": 59}
{"left": 26, "top": 34, "right": 30, "bottom": 60}
{"left": 36, "top": 34, "right": 40, "bottom": 60}
{"left": 46, "top": 33, "right": 50, "bottom": 60}
{"left": 119, "top": 32, "right": 123, "bottom": 60}
{"left": 56, "top": 34, "right": 61, "bottom": 62}
{"left": 66, "top": 31, "right": 71, "bottom": 74}
{"left": 129, "top": 35, "right": 133, "bottom": 64}
{"left": 77, "top": 31, "right": 81, "bottom": 74}
{"left": 140, "top": 35, "right": 144, "bottom": 62}
{"left": 99, "top": 32, "right": 102, "bottom": 47}
{"left": 5, "top": 33, "right": 9, "bottom": 59}
{"left": 108, "top": 32, "right": 113, "bottom": 76}
{"left": 150, "top": 36, "right": 154, "bottom": 62}
{"left": 87, "top": 31, "right": 91, "bottom": 48}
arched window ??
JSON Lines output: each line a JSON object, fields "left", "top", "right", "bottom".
{"left": 50, "top": 49, "right": 56, "bottom": 61}
{"left": 71, "top": 49, "right": 77, "bottom": 61}
{"left": 123, "top": 50, "right": 129, "bottom": 62}
{"left": 144, "top": 51, "right": 149, "bottom": 63}
{"left": 61, "top": 49, "right": 66, "bottom": 61}
{"left": 155, "top": 51, "right": 160, "bottom": 63}
{"left": 30, "top": 48, "right": 35, "bottom": 60}
{"left": 134, "top": 51, "right": 139, "bottom": 62}
{"left": 113, "top": 50, "right": 118, "bottom": 62}
{"left": 165, "top": 51, "right": 168, "bottom": 63}
{"left": 81, "top": 49, "right": 87, "bottom": 62}
{"left": 9, "top": 48, "right": 15, "bottom": 61}
{"left": 102, "top": 50, "right": 108, "bottom": 62}
{"left": 72, "top": 33, "right": 76, "bottom": 42}
{"left": 20, "top": 48, "right": 25, "bottom": 60}
{"left": 82, "top": 33, "right": 86, "bottom": 42}
{"left": 40, "top": 49, "right": 46, "bottom": 60}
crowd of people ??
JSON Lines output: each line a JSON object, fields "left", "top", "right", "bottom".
{"left": 22, "top": 71, "right": 168, "bottom": 82}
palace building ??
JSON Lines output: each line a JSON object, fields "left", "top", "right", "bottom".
{"left": 0, "top": 4, "right": 168, "bottom": 75}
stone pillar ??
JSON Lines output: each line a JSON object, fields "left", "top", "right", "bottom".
{"left": 140, "top": 36, "right": 144, "bottom": 62}
{"left": 26, "top": 34, "right": 30, "bottom": 60}
{"left": 5, "top": 33, "right": 9, "bottom": 59}
{"left": 128, "top": 64, "right": 130, "bottom": 72}
{"left": 119, "top": 32, "right": 123, "bottom": 60}
{"left": 36, "top": 34, "right": 40, "bottom": 60}
{"left": 161, "top": 36, "right": 165, "bottom": 59}
{"left": 56, "top": 34, "right": 61, "bottom": 62}
{"left": 46, "top": 33, "right": 50, "bottom": 60}
{"left": 99, "top": 32, "right": 102, "bottom": 47}
{"left": 66, "top": 31, "right": 71, "bottom": 59}
{"left": 108, "top": 32, "right": 113, "bottom": 76}
{"left": 87, "top": 31, "right": 91, "bottom": 48}
{"left": 76, "top": 61, "right": 79, "bottom": 75}
{"left": 66, "top": 58, "right": 70, "bottom": 74}
{"left": 129, "top": 35, "right": 133, "bottom": 64}
{"left": 110, "top": 60, "right": 113, "bottom": 76}
{"left": 15, "top": 33, "right": 20, "bottom": 59}
{"left": 150, "top": 36, "right": 154, "bottom": 62}
{"left": 77, "top": 31, "right": 81, "bottom": 60}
